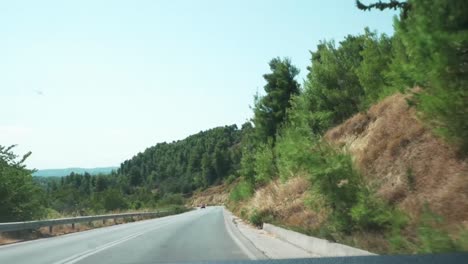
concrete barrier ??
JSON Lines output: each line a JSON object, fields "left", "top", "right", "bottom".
{"left": 263, "top": 223, "right": 375, "bottom": 257}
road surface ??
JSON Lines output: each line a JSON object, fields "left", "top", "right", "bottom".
{"left": 0, "top": 207, "right": 263, "bottom": 264}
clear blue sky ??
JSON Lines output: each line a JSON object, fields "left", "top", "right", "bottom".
{"left": 0, "top": 0, "right": 398, "bottom": 169}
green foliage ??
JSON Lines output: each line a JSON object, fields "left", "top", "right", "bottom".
{"left": 391, "top": 0, "right": 468, "bottom": 154}
{"left": 248, "top": 209, "right": 273, "bottom": 227}
{"left": 225, "top": 174, "right": 237, "bottom": 185}
{"left": 305, "top": 35, "right": 366, "bottom": 133}
{"left": 307, "top": 144, "right": 362, "bottom": 232}
{"left": 101, "top": 188, "right": 128, "bottom": 211}
{"left": 120, "top": 125, "right": 243, "bottom": 193}
{"left": 275, "top": 95, "right": 315, "bottom": 181}
{"left": 253, "top": 57, "right": 300, "bottom": 143}
{"left": 417, "top": 205, "right": 459, "bottom": 253}
{"left": 0, "top": 145, "right": 45, "bottom": 221}
{"left": 229, "top": 180, "right": 254, "bottom": 202}
{"left": 388, "top": 206, "right": 468, "bottom": 254}
{"left": 238, "top": 122, "right": 257, "bottom": 184}
{"left": 158, "top": 193, "right": 185, "bottom": 206}
{"left": 356, "top": 28, "right": 394, "bottom": 109}
{"left": 253, "top": 140, "right": 277, "bottom": 185}
{"left": 356, "top": 0, "right": 408, "bottom": 12}
{"left": 350, "top": 190, "right": 407, "bottom": 231}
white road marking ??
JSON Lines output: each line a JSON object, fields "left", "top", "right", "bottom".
{"left": 52, "top": 222, "right": 172, "bottom": 264}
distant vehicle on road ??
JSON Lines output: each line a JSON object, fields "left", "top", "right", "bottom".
{"left": 201, "top": 204, "right": 206, "bottom": 209}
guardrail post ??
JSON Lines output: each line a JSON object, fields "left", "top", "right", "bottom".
{"left": 102, "top": 219, "right": 106, "bottom": 225}
{"left": 71, "top": 223, "right": 75, "bottom": 229}
{"left": 49, "top": 226, "right": 53, "bottom": 233}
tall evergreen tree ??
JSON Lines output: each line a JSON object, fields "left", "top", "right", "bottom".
{"left": 253, "top": 57, "right": 300, "bottom": 143}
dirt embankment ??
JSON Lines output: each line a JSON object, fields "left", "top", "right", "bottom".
{"left": 325, "top": 93, "right": 468, "bottom": 229}
{"left": 190, "top": 183, "right": 231, "bottom": 207}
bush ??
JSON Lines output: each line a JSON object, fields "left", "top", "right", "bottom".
{"left": 102, "top": 189, "right": 128, "bottom": 211}
{"left": 229, "top": 180, "right": 254, "bottom": 202}
{"left": 254, "top": 140, "right": 277, "bottom": 185}
{"left": 307, "top": 144, "right": 362, "bottom": 232}
{"left": 225, "top": 174, "right": 237, "bottom": 185}
{"left": 249, "top": 209, "right": 273, "bottom": 227}
{"left": 158, "top": 193, "right": 184, "bottom": 206}
{"left": 350, "top": 190, "right": 407, "bottom": 231}
{"left": 275, "top": 121, "right": 314, "bottom": 182}
{"left": 417, "top": 205, "right": 460, "bottom": 253}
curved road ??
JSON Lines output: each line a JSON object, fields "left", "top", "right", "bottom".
{"left": 0, "top": 207, "right": 263, "bottom": 264}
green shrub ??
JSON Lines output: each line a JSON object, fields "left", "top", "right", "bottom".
{"left": 158, "top": 193, "right": 184, "bottom": 206}
{"left": 388, "top": 230, "right": 416, "bottom": 254}
{"left": 225, "top": 174, "right": 237, "bottom": 185}
{"left": 417, "top": 205, "right": 459, "bottom": 253}
{"left": 307, "top": 144, "right": 362, "bottom": 232}
{"left": 249, "top": 209, "right": 273, "bottom": 227}
{"left": 254, "top": 140, "right": 277, "bottom": 185}
{"left": 350, "top": 190, "right": 407, "bottom": 231}
{"left": 102, "top": 189, "right": 128, "bottom": 211}
{"left": 275, "top": 122, "right": 314, "bottom": 182}
{"left": 229, "top": 180, "right": 254, "bottom": 202}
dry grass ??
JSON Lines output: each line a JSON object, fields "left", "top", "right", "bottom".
{"left": 189, "top": 182, "right": 231, "bottom": 207}
{"left": 238, "top": 177, "right": 329, "bottom": 231}
{"left": 0, "top": 235, "right": 21, "bottom": 245}
{"left": 325, "top": 93, "right": 468, "bottom": 228}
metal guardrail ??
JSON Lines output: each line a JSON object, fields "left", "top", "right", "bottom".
{"left": 0, "top": 211, "right": 170, "bottom": 233}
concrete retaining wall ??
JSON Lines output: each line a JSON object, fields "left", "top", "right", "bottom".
{"left": 263, "top": 223, "right": 375, "bottom": 257}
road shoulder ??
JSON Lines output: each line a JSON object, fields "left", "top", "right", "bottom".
{"left": 222, "top": 207, "right": 317, "bottom": 259}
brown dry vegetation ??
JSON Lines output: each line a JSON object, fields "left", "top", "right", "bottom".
{"left": 325, "top": 93, "right": 468, "bottom": 229}
{"left": 190, "top": 183, "right": 231, "bottom": 207}
{"left": 242, "top": 177, "right": 328, "bottom": 230}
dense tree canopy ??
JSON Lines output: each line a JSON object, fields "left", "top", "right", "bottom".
{"left": 119, "top": 125, "right": 243, "bottom": 193}
{"left": 304, "top": 35, "right": 366, "bottom": 133}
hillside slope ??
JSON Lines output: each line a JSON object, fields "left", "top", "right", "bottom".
{"left": 325, "top": 93, "right": 467, "bottom": 228}
{"left": 202, "top": 93, "right": 468, "bottom": 253}
{"left": 119, "top": 125, "right": 243, "bottom": 195}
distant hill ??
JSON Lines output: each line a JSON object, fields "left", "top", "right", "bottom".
{"left": 33, "top": 167, "right": 118, "bottom": 177}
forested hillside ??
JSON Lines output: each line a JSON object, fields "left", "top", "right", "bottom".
{"left": 119, "top": 124, "right": 243, "bottom": 194}
{"left": 1, "top": 125, "right": 244, "bottom": 220}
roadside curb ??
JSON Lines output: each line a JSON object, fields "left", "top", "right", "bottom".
{"left": 222, "top": 207, "right": 268, "bottom": 260}
{"left": 262, "top": 223, "right": 375, "bottom": 257}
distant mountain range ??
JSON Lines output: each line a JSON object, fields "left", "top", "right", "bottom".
{"left": 32, "top": 167, "right": 119, "bottom": 177}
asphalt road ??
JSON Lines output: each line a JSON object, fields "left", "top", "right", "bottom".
{"left": 0, "top": 207, "right": 261, "bottom": 264}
